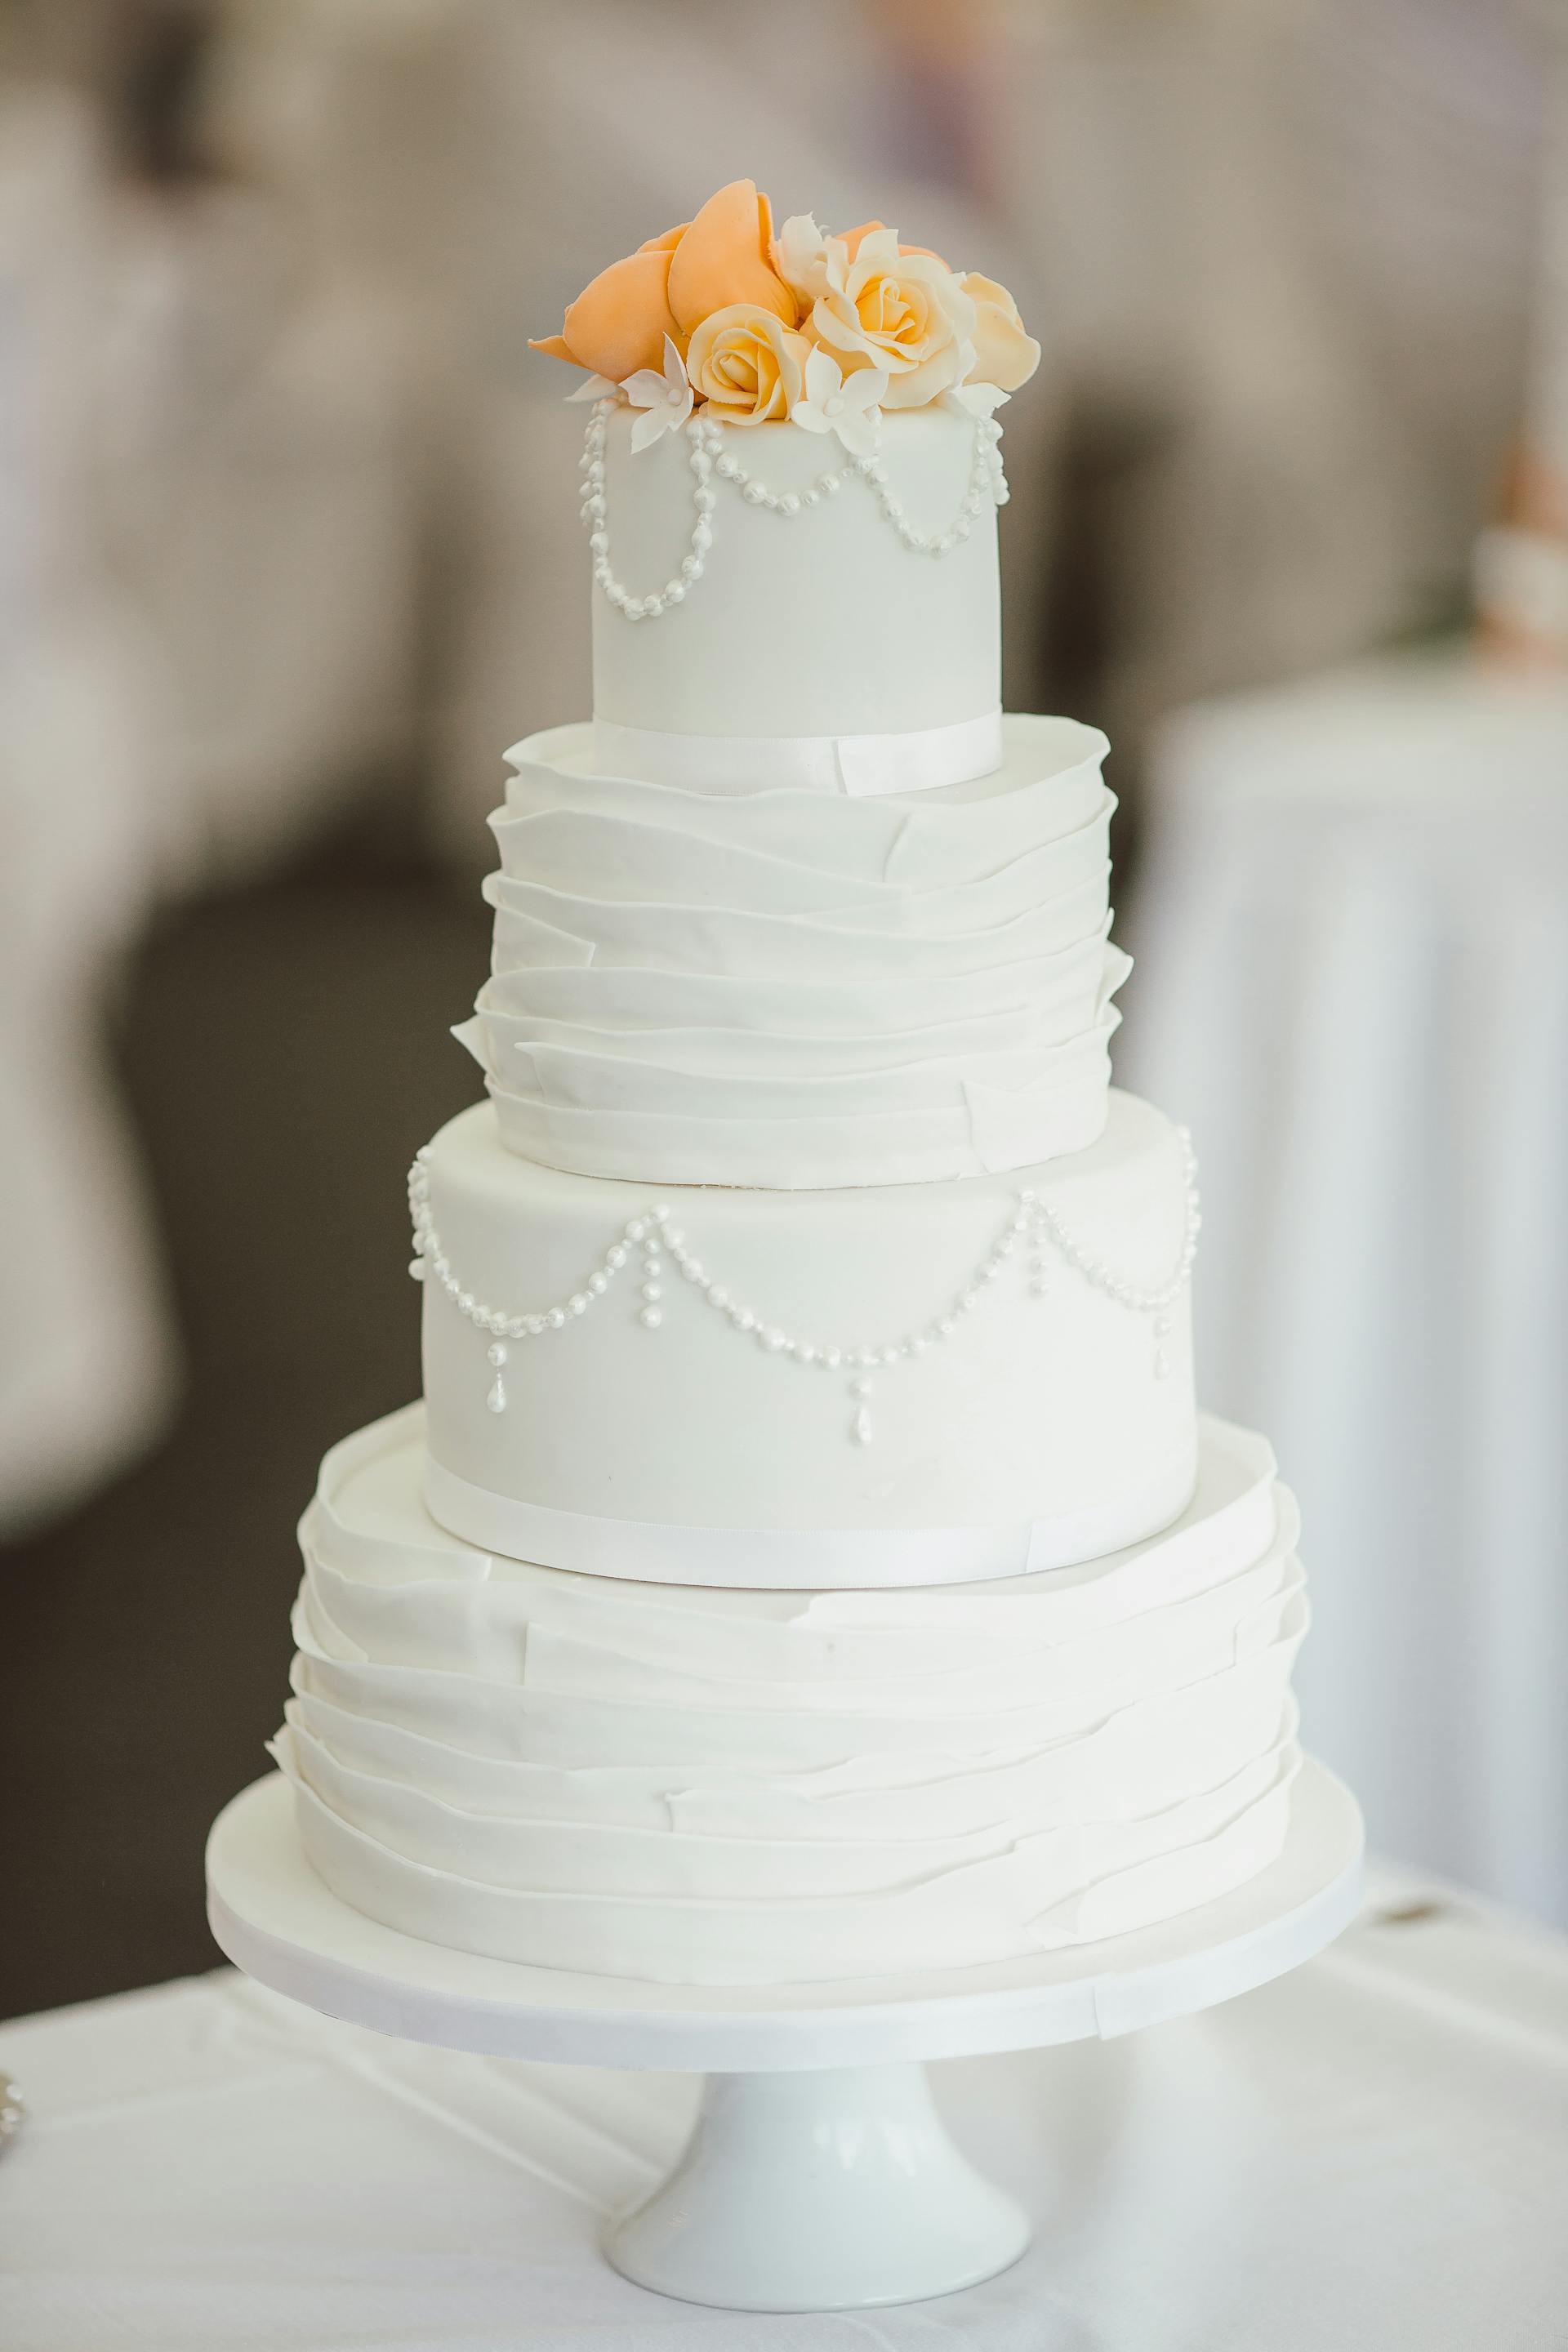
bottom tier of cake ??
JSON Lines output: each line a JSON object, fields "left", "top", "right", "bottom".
{"left": 274, "top": 1405, "right": 1306, "bottom": 1988}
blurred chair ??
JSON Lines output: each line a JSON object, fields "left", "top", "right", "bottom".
{"left": 0, "top": 84, "right": 177, "bottom": 1535}
{"left": 96, "top": 206, "right": 424, "bottom": 880}
{"left": 2, "top": 11, "right": 430, "bottom": 1533}
{"left": 93, "top": 6, "right": 425, "bottom": 885}
{"left": 993, "top": 0, "right": 1547, "bottom": 763}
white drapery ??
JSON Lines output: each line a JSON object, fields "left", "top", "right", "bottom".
{"left": 1120, "top": 652, "right": 1568, "bottom": 1926}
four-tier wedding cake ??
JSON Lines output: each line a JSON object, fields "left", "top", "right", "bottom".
{"left": 269, "top": 183, "right": 1307, "bottom": 1987}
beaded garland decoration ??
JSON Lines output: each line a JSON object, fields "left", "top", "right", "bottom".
{"left": 579, "top": 398, "right": 1008, "bottom": 623}
{"left": 407, "top": 1135, "right": 1200, "bottom": 1448}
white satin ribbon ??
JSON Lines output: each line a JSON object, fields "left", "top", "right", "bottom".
{"left": 423, "top": 1446, "right": 1197, "bottom": 1591}
{"left": 592, "top": 710, "right": 1004, "bottom": 798}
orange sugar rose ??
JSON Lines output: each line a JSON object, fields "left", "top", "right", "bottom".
{"left": 533, "top": 180, "right": 1039, "bottom": 407}
{"left": 667, "top": 180, "right": 795, "bottom": 335}
{"left": 532, "top": 180, "right": 796, "bottom": 385}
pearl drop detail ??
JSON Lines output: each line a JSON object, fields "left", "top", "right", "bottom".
{"left": 577, "top": 400, "right": 1008, "bottom": 623}
{"left": 407, "top": 1133, "right": 1198, "bottom": 1445}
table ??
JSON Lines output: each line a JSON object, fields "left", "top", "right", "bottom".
{"left": 1118, "top": 650, "right": 1568, "bottom": 1927}
{"left": 3, "top": 1866, "right": 1565, "bottom": 2351}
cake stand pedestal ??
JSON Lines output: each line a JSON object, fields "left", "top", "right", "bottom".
{"left": 207, "top": 1763, "right": 1362, "bottom": 2314}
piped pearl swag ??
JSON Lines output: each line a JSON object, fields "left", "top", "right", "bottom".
{"left": 408, "top": 1136, "right": 1200, "bottom": 1446}
{"left": 578, "top": 399, "right": 1008, "bottom": 622}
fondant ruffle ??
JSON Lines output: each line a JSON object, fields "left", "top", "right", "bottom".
{"left": 278, "top": 1406, "right": 1307, "bottom": 1984}
{"left": 463, "top": 715, "right": 1125, "bottom": 1188}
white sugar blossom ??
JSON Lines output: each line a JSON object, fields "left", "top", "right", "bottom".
{"left": 791, "top": 348, "right": 888, "bottom": 456}
{"left": 621, "top": 335, "right": 693, "bottom": 449}
{"left": 565, "top": 372, "right": 621, "bottom": 402}
{"left": 773, "top": 212, "right": 849, "bottom": 307}
{"left": 942, "top": 379, "right": 1011, "bottom": 418}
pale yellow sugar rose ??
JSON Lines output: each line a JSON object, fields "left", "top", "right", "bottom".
{"left": 686, "top": 303, "right": 810, "bottom": 425}
{"left": 808, "top": 228, "right": 976, "bottom": 409}
{"left": 960, "top": 273, "right": 1040, "bottom": 393}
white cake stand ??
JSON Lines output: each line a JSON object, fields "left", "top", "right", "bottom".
{"left": 207, "top": 1765, "right": 1362, "bottom": 2314}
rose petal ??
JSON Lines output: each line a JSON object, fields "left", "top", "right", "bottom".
{"left": 960, "top": 272, "right": 1040, "bottom": 393}
{"left": 668, "top": 179, "right": 797, "bottom": 334}
{"left": 848, "top": 225, "right": 902, "bottom": 278}
{"left": 878, "top": 332, "right": 972, "bottom": 408}
{"left": 531, "top": 247, "right": 680, "bottom": 383}
{"left": 838, "top": 220, "right": 888, "bottom": 263}
{"left": 775, "top": 212, "right": 834, "bottom": 303}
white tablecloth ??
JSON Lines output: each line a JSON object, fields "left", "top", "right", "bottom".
{"left": 1118, "top": 652, "right": 1568, "bottom": 1928}
{"left": 2, "top": 1869, "right": 1565, "bottom": 2350}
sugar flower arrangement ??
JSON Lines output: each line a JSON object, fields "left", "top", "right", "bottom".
{"left": 532, "top": 178, "right": 1039, "bottom": 455}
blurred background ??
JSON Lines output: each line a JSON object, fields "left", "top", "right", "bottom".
{"left": 2, "top": 0, "right": 1566, "bottom": 2020}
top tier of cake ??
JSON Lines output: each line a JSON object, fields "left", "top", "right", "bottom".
{"left": 589, "top": 403, "right": 1003, "bottom": 791}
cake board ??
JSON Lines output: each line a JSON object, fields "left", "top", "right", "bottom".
{"left": 207, "top": 1764, "right": 1362, "bottom": 2314}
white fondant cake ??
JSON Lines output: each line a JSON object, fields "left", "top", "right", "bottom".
{"left": 260, "top": 187, "right": 1315, "bottom": 1989}
{"left": 416, "top": 1089, "right": 1196, "bottom": 1584}
{"left": 590, "top": 403, "right": 1000, "bottom": 774}
{"left": 272, "top": 1408, "right": 1303, "bottom": 1985}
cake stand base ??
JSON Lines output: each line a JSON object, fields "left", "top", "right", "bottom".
{"left": 207, "top": 1762, "right": 1362, "bottom": 2314}
{"left": 608, "top": 2061, "right": 1029, "bottom": 2310}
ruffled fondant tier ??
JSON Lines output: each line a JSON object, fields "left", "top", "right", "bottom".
{"left": 457, "top": 715, "right": 1125, "bottom": 1189}
{"left": 275, "top": 1407, "right": 1306, "bottom": 1985}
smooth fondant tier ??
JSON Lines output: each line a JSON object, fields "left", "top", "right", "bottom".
{"left": 274, "top": 1406, "right": 1304, "bottom": 1986}
{"left": 415, "top": 1090, "right": 1198, "bottom": 1587}
{"left": 456, "top": 714, "right": 1124, "bottom": 1191}
{"left": 590, "top": 404, "right": 1000, "bottom": 783}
